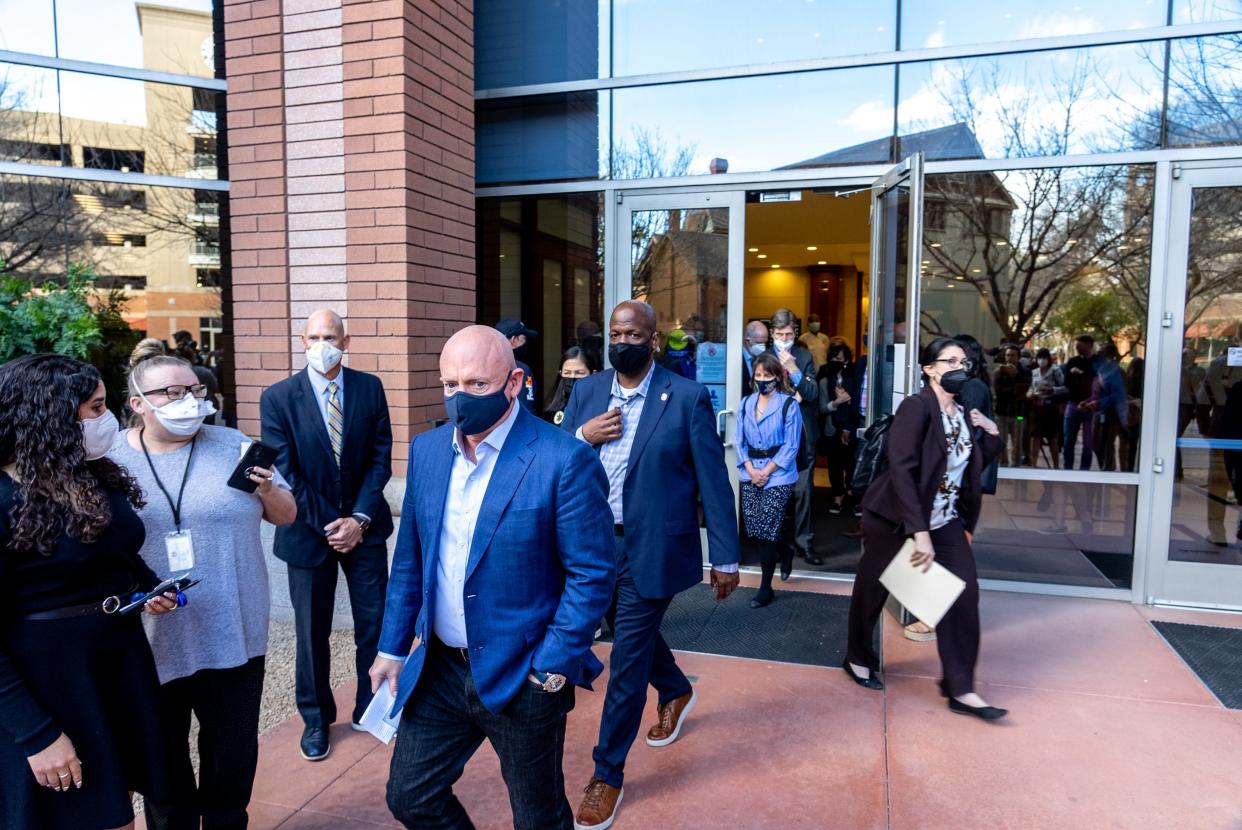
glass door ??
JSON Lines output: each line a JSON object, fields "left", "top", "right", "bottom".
{"left": 1148, "top": 165, "right": 1242, "bottom": 608}
{"left": 612, "top": 190, "right": 747, "bottom": 527}
{"left": 865, "top": 154, "right": 925, "bottom": 425}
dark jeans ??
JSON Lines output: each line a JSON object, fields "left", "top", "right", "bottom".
{"left": 288, "top": 542, "right": 388, "bottom": 728}
{"left": 144, "top": 656, "right": 266, "bottom": 830}
{"left": 1062, "top": 402, "right": 1094, "bottom": 470}
{"left": 592, "top": 541, "right": 693, "bottom": 789}
{"left": 847, "top": 516, "right": 980, "bottom": 697}
{"left": 826, "top": 435, "right": 856, "bottom": 502}
{"left": 386, "top": 640, "right": 575, "bottom": 830}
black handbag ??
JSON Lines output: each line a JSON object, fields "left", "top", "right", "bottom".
{"left": 850, "top": 413, "right": 894, "bottom": 496}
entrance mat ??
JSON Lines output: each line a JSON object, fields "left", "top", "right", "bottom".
{"left": 1151, "top": 621, "right": 1242, "bottom": 709}
{"left": 603, "top": 584, "right": 854, "bottom": 668}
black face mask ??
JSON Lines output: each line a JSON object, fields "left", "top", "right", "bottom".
{"left": 444, "top": 385, "right": 513, "bottom": 435}
{"left": 938, "top": 369, "right": 970, "bottom": 395}
{"left": 609, "top": 342, "right": 652, "bottom": 375}
{"left": 755, "top": 378, "right": 777, "bottom": 395}
{"left": 555, "top": 376, "right": 579, "bottom": 399}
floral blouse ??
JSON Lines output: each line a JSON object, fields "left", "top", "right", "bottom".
{"left": 930, "top": 407, "right": 972, "bottom": 530}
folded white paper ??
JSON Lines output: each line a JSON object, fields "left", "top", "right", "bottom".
{"left": 879, "top": 538, "right": 967, "bottom": 628}
{"left": 358, "top": 682, "right": 403, "bottom": 745}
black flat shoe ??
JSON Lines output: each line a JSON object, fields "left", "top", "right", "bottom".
{"left": 948, "top": 698, "right": 1008, "bottom": 720}
{"left": 780, "top": 564, "right": 792, "bottom": 581}
{"left": 750, "top": 593, "right": 774, "bottom": 609}
{"left": 803, "top": 554, "right": 824, "bottom": 566}
{"left": 841, "top": 659, "right": 883, "bottom": 690}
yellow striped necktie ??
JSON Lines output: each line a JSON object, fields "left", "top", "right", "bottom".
{"left": 327, "top": 381, "right": 344, "bottom": 464}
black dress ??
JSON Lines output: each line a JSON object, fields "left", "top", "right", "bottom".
{"left": 0, "top": 472, "right": 172, "bottom": 830}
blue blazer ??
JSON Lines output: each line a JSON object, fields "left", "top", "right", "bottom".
{"left": 261, "top": 368, "right": 394, "bottom": 567}
{"left": 559, "top": 365, "right": 740, "bottom": 599}
{"left": 379, "top": 407, "right": 616, "bottom": 716}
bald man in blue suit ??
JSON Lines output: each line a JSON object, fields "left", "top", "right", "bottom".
{"left": 370, "top": 325, "right": 616, "bottom": 830}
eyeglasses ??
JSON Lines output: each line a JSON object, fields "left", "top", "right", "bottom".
{"left": 141, "top": 384, "right": 209, "bottom": 400}
{"left": 935, "top": 358, "right": 974, "bottom": 371}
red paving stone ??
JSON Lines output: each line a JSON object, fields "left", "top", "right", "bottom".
{"left": 139, "top": 588, "right": 1242, "bottom": 830}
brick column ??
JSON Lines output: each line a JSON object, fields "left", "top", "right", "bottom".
{"left": 224, "top": 0, "right": 475, "bottom": 475}
{"left": 341, "top": 0, "right": 476, "bottom": 472}
{"left": 223, "top": 0, "right": 290, "bottom": 433}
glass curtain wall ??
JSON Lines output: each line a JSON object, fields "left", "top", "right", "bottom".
{"left": 475, "top": 1, "right": 1242, "bottom": 591}
{"left": 0, "top": 0, "right": 230, "bottom": 418}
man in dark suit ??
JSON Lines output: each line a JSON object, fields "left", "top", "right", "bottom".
{"left": 561, "top": 300, "right": 740, "bottom": 830}
{"left": 261, "top": 309, "right": 394, "bottom": 761}
{"left": 741, "top": 319, "right": 768, "bottom": 397}
{"left": 769, "top": 308, "right": 819, "bottom": 561}
{"left": 496, "top": 318, "right": 539, "bottom": 412}
{"left": 370, "top": 325, "right": 615, "bottom": 829}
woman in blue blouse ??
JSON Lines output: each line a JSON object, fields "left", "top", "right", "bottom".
{"left": 736, "top": 352, "right": 804, "bottom": 608}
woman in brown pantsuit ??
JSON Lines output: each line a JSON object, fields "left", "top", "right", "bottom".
{"left": 843, "top": 337, "right": 1008, "bottom": 720}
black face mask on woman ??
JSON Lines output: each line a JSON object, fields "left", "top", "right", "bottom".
{"left": 609, "top": 342, "right": 651, "bottom": 375}
{"left": 938, "top": 369, "right": 970, "bottom": 395}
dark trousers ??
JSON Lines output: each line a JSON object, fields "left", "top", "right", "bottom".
{"left": 144, "top": 656, "right": 266, "bottom": 830}
{"left": 288, "top": 541, "right": 388, "bottom": 728}
{"left": 386, "top": 640, "right": 575, "bottom": 830}
{"left": 792, "top": 465, "right": 813, "bottom": 552}
{"left": 592, "top": 540, "right": 693, "bottom": 789}
{"left": 826, "top": 436, "right": 856, "bottom": 502}
{"left": 846, "top": 516, "right": 981, "bottom": 698}
{"left": 1062, "top": 402, "right": 1094, "bottom": 470}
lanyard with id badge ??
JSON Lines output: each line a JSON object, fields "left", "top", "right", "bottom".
{"left": 139, "top": 430, "right": 198, "bottom": 572}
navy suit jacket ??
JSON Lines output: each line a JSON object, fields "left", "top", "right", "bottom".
{"left": 260, "top": 367, "right": 394, "bottom": 567}
{"left": 379, "top": 407, "right": 616, "bottom": 715}
{"left": 559, "top": 364, "right": 740, "bottom": 599}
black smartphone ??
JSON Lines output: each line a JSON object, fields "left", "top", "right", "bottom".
{"left": 118, "top": 576, "right": 201, "bottom": 615}
{"left": 227, "top": 442, "right": 279, "bottom": 493}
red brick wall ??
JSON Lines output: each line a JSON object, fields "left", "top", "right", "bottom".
{"left": 224, "top": 0, "right": 476, "bottom": 475}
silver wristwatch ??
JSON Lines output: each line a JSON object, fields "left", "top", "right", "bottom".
{"left": 530, "top": 670, "right": 567, "bottom": 693}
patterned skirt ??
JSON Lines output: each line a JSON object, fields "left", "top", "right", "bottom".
{"left": 740, "top": 482, "right": 794, "bottom": 541}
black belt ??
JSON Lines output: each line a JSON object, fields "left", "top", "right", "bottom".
{"left": 22, "top": 596, "right": 124, "bottom": 621}
{"left": 747, "top": 447, "right": 780, "bottom": 459}
{"left": 431, "top": 635, "right": 471, "bottom": 663}
{"left": 614, "top": 524, "right": 625, "bottom": 537}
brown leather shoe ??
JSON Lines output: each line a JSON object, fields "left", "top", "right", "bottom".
{"left": 645, "top": 689, "right": 697, "bottom": 747}
{"left": 574, "top": 778, "right": 623, "bottom": 830}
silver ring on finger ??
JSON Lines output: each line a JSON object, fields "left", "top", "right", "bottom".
{"left": 57, "top": 772, "right": 70, "bottom": 779}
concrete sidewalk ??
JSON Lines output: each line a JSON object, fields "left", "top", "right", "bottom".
{"left": 141, "top": 580, "right": 1242, "bottom": 829}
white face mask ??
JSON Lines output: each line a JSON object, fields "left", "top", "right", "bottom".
{"left": 80, "top": 409, "right": 120, "bottom": 460}
{"left": 748, "top": 343, "right": 766, "bottom": 357}
{"left": 305, "top": 341, "right": 343, "bottom": 375}
{"left": 140, "top": 390, "right": 216, "bottom": 438}
{"left": 773, "top": 338, "right": 794, "bottom": 352}
{"left": 1038, "top": 358, "right": 1050, "bottom": 368}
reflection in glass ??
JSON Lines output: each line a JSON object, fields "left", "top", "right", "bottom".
{"left": 631, "top": 207, "right": 729, "bottom": 412}
{"left": 1166, "top": 35, "right": 1242, "bottom": 148}
{"left": 869, "top": 179, "right": 910, "bottom": 423}
{"left": 1173, "top": 0, "right": 1242, "bottom": 23}
{"left": 918, "top": 165, "right": 1154, "bottom": 470}
{"left": 476, "top": 194, "right": 606, "bottom": 405}
{"left": 475, "top": 0, "right": 606, "bottom": 88}
{"left": 611, "top": 66, "right": 896, "bottom": 179}
{"left": 0, "top": 64, "right": 64, "bottom": 165}
{"left": 476, "top": 92, "right": 607, "bottom": 185}
{"left": 973, "top": 480, "right": 1136, "bottom": 588}
{"left": 0, "top": 175, "right": 223, "bottom": 342}
{"left": 612, "top": 0, "right": 895, "bottom": 76}
{"left": 898, "top": 43, "right": 1162, "bottom": 159}
{"left": 1169, "top": 186, "right": 1242, "bottom": 562}
{"left": 0, "top": 0, "right": 56, "bottom": 57}
{"left": 49, "top": 71, "right": 220, "bottom": 179}
{"left": 55, "top": 0, "right": 217, "bottom": 78}
{"left": 900, "top": 0, "right": 1163, "bottom": 51}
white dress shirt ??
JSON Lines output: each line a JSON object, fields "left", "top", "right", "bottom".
{"left": 433, "top": 400, "right": 520, "bottom": 648}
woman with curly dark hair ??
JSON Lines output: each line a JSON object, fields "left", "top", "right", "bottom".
{"left": 0, "top": 353, "right": 178, "bottom": 830}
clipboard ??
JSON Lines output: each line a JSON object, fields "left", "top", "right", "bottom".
{"left": 878, "top": 538, "right": 966, "bottom": 628}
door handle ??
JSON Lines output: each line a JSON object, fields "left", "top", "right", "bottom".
{"left": 716, "top": 409, "right": 734, "bottom": 447}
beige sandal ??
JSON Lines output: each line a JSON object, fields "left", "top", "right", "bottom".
{"left": 903, "top": 620, "right": 937, "bottom": 642}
